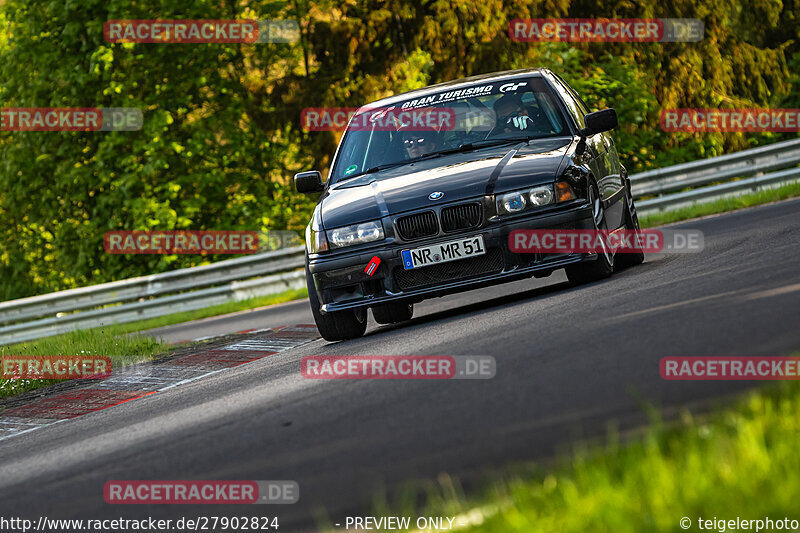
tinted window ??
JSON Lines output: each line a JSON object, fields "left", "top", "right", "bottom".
{"left": 330, "top": 77, "right": 570, "bottom": 183}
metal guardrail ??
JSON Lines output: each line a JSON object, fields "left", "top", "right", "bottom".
{"left": 0, "top": 247, "right": 305, "bottom": 324}
{"left": 1, "top": 139, "right": 799, "bottom": 346}
{"left": 636, "top": 165, "right": 800, "bottom": 211}
{"left": 0, "top": 247, "right": 306, "bottom": 345}
{"left": 631, "top": 138, "right": 800, "bottom": 211}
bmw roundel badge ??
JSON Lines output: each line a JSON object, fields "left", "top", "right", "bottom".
{"left": 428, "top": 191, "right": 444, "bottom": 200}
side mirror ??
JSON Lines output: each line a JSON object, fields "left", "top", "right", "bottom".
{"left": 294, "top": 170, "right": 324, "bottom": 194}
{"left": 581, "top": 108, "right": 618, "bottom": 136}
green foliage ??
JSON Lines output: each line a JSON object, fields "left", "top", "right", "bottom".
{"left": 1, "top": 0, "right": 798, "bottom": 299}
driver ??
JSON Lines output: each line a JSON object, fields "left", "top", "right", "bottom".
{"left": 493, "top": 94, "right": 536, "bottom": 133}
{"left": 402, "top": 130, "right": 439, "bottom": 159}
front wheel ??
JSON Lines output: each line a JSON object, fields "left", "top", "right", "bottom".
{"left": 306, "top": 263, "right": 367, "bottom": 341}
{"left": 565, "top": 183, "right": 614, "bottom": 285}
{"left": 615, "top": 178, "right": 645, "bottom": 269}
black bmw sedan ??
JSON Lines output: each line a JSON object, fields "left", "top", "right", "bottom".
{"left": 295, "top": 68, "right": 643, "bottom": 341}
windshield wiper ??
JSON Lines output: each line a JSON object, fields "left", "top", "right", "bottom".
{"left": 339, "top": 152, "right": 445, "bottom": 182}
{"left": 337, "top": 137, "right": 536, "bottom": 183}
{"left": 447, "top": 136, "right": 537, "bottom": 154}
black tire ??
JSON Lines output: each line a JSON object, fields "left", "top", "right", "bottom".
{"left": 372, "top": 302, "right": 414, "bottom": 325}
{"left": 615, "top": 178, "right": 645, "bottom": 269}
{"left": 565, "top": 182, "right": 614, "bottom": 285}
{"left": 306, "top": 262, "right": 367, "bottom": 341}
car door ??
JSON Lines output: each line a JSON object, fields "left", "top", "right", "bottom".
{"left": 548, "top": 74, "right": 625, "bottom": 227}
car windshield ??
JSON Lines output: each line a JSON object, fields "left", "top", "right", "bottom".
{"left": 330, "top": 76, "right": 569, "bottom": 184}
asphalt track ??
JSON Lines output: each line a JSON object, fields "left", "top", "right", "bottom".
{"left": 1, "top": 199, "right": 799, "bottom": 531}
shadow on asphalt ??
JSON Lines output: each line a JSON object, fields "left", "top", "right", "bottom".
{"left": 366, "top": 258, "right": 666, "bottom": 338}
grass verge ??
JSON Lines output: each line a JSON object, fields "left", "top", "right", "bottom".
{"left": 330, "top": 379, "right": 800, "bottom": 532}
{"left": 639, "top": 180, "right": 800, "bottom": 228}
{"left": 0, "top": 328, "right": 168, "bottom": 399}
{"left": 0, "top": 287, "right": 307, "bottom": 399}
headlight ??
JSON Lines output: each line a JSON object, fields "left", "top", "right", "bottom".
{"left": 529, "top": 185, "right": 554, "bottom": 206}
{"left": 497, "top": 192, "right": 527, "bottom": 214}
{"left": 305, "top": 223, "right": 328, "bottom": 253}
{"left": 496, "top": 185, "right": 555, "bottom": 215}
{"left": 327, "top": 220, "right": 384, "bottom": 249}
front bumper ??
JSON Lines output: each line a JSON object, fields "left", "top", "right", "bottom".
{"left": 309, "top": 202, "right": 595, "bottom": 314}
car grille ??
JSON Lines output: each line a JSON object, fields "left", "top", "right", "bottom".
{"left": 441, "top": 202, "right": 482, "bottom": 232}
{"left": 395, "top": 211, "right": 438, "bottom": 241}
{"left": 394, "top": 248, "right": 504, "bottom": 290}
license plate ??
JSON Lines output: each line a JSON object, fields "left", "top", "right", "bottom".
{"left": 401, "top": 235, "right": 485, "bottom": 270}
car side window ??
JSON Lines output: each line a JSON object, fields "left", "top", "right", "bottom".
{"left": 549, "top": 76, "right": 586, "bottom": 130}
{"left": 571, "top": 89, "right": 591, "bottom": 117}
{"left": 560, "top": 78, "right": 592, "bottom": 117}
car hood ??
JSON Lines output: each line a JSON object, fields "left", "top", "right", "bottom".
{"left": 320, "top": 137, "right": 574, "bottom": 228}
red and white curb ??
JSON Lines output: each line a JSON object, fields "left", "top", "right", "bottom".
{"left": 0, "top": 325, "right": 320, "bottom": 442}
